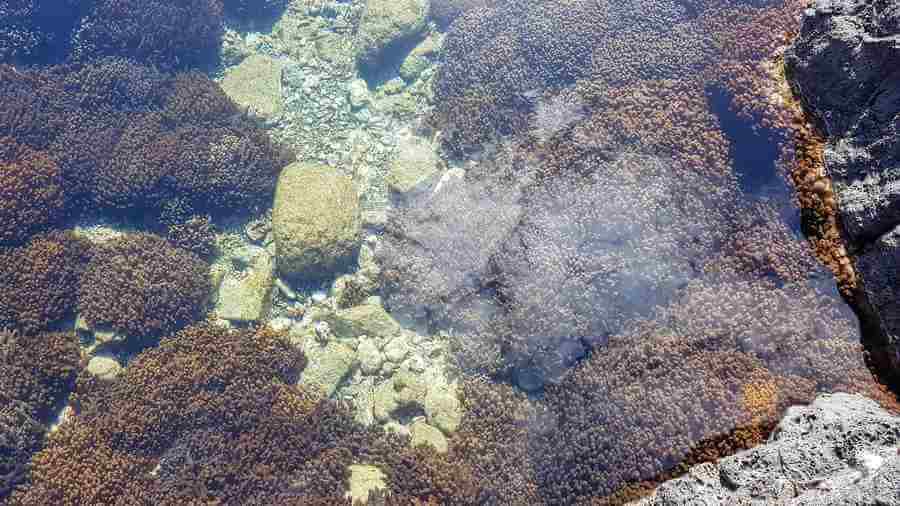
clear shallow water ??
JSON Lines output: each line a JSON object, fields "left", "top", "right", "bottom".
{"left": 1, "top": 0, "right": 898, "bottom": 505}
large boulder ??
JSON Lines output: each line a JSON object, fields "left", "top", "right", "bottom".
{"left": 354, "top": 0, "right": 427, "bottom": 72}
{"left": 636, "top": 393, "right": 900, "bottom": 505}
{"left": 273, "top": 162, "right": 361, "bottom": 281}
{"left": 786, "top": 0, "right": 900, "bottom": 376}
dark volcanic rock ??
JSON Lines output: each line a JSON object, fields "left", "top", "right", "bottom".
{"left": 636, "top": 393, "right": 900, "bottom": 505}
{"left": 786, "top": 0, "right": 900, "bottom": 375}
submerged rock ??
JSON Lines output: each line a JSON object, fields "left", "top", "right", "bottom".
{"left": 220, "top": 54, "right": 285, "bottom": 122}
{"left": 354, "top": 0, "right": 427, "bottom": 71}
{"left": 214, "top": 249, "right": 274, "bottom": 322}
{"left": 273, "top": 162, "right": 361, "bottom": 282}
{"left": 636, "top": 393, "right": 900, "bottom": 505}
{"left": 786, "top": 0, "right": 900, "bottom": 376}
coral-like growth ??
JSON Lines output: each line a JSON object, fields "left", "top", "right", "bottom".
{"left": 0, "top": 0, "right": 82, "bottom": 64}
{"left": 428, "top": 0, "right": 501, "bottom": 28}
{"left": 77, "top": 233, "right": 210, "bottom": 340}
{"left": 0, "top": 136, "right": 64, "bottom": 245}
{"left": 0, "top": 329, "right": 80, "bottom": 499}
{"left": 0, "top": 231, "right": 92, "bottom": 333}
{"left": 70, "top": 0, "right": 224, "bottom": 71}
{"left": 14, "top": 323, "right": 481, "bottom": 505}
{"left": 531, "top": 279, "right": 900, "bottom": 504}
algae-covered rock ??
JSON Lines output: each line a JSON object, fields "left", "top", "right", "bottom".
{"left": 354, "top": 0, "right": 427, "bottom": 71}
{"left": 323, "top": 297, "right": 401, "bottom": 339}
{"left": 399, "top": 36, "right": 437, "bottom": 81}
{"left": 294, "top": 330, "right": 357, "bottom": 398}
{"left": 424, "top": 382, "right": 462, "bottom": 434}
{"left": 85, "top": 355, "right": 123, "bottom": 380}
{"left": 386, "top": 136, "right": 440, "bottom": 194}
{"left": 410, "top": 419, "right": 448, "bottom": 454}
{"left": 273, "top": 162, "right": 361, "bottom": 281}
{"left": 219, "top": 54, "right": 285, "bottom": 121}
{"left": 345, "top": 464, "right": 387, "bottom": 504}
{"left": 214, "top": 249, "right": 274, "bottom": 322}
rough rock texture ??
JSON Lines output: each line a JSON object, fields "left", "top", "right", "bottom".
{"left": 219, "top": 54, "right": 284, "bottom": 122}
{"left": 635, "top": 393, "right": 900, "bottom": 505}
{"left": 273, "top": 162, "right": 361, "bottom": 281}
{"left": 213, "top": 248, "right": 274, "bottom": 322}
{"left": 786, "top": 0, "right": 900, "bottom": 376}
{"left": 354, "top": 0, "right": 427, "bottom": 72}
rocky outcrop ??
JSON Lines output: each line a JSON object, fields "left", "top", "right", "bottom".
{"left": 786, "top": 0, "right": 900, "bottom": 376}
{"left": 635, "top": 393, "right": 900, "bottom": 505}
{"left": 353, "top": 0, "right": 427, "bottom": 72}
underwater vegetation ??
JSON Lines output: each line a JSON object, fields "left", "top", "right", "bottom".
{"left": 7, "top": 323, "right": 497, "bottom": 505}
{"left": 77, "top": 233, "right": 211, "bottom": 341}
{"left": 0, "top": 328, "right": 80, "bottom": 498}
{"left": 0, "top": 231, "right": 92, "bottom": 334}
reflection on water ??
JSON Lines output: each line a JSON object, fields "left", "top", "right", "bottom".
{"left": 1, "top": 0, "right": 898, "bottom": 504}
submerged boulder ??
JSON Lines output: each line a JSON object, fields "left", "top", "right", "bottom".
{"left": 354, "top": 0, "right": 427, "bottom": 72}
{"left": 273, "top": 162, "right": 361, "bottom": 281}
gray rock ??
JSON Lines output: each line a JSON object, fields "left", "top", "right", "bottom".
{"left": 214, "top": 250, "right": 274, "bottom": 322}
{"left": 220, "top": 54, "right": 285, "bottom": 122}
{"left": 410, "top": 419, "right": 449, "bottom": 454}
{"left": 354, "top": 0, "right": 427, "bottom": 71}
{"left": 345, "top": 464, "right": 387, "bottom": 504}
{"left": 786, "top": 0, "right": 900, "bottom": 374}
{"left": 358, "top": 338, "right": 384, "bottom": 375}
{"left": 294, "top": 331, "right": 357, "bottom": 398}
{"left": 635, "top": 393, "right": 900, "bottom": 505}
{"left": 85, "top": 356, "right": 122, "bottom": 380}
{"left": 273, "top": 162, "right": 361, "bottom": 281}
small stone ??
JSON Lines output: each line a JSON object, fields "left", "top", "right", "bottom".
{"left": 410, "top": 419, "right": 449, "bottom": 454}
{"left": 326, "top": 297, "right": 401, "bottom": 339}
{"left": 373, "top": 380, "right": 398, "bottom": 422}
{"left": 381, "top": 77, "right": 405, "bottom": 95}
{"left": 269, "top": 317, "right": 293, "bottom": 333}
{"left": 220, "top": 54, "right": 285, "bottom": 122}
{"left": 348, "top": 79, "right": 371, "bottom": 109}
{"left": 399, "top": 36, "right": 437, "bottom": 81}
{"left": 380, "top": 361, "right": 397, "bottom": 376}
{"left": 86, "top": 356, "right": 122, "bottom": 380}
{"left": 425, "top": 384, "right": 463, "bottom": 434}
{"left": 383, "top": 421, "right": 410, "bottom": 437}
{"left": 214, "top": 250, "right": 274, "bottom": 322}
{"left": 358, "top": 339, "right": 384, "bottom": 375}
{"left": 386, "top": 136, "right": 440, "bottom": 194}
{"left": 383, "top": 337, "right": 409, "bottom": 363}
{"left": 297, "top": 335, "right": 357, "bottom": 398}
{"left": 345, "top": 464, "right": 387, "bottom": 505}
{"left": 354, "top": 0, "right": 427, "bottom": 71}
{"left": 314, "top": 321, "right": 331, "bottom": 344}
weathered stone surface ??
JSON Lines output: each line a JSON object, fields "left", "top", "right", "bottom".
{"left": 220, "top": 54, "right": 285, "bottom": 121}
{"left": 385, "top": 136, "right": 440, "bottom": 194}
{"left": 635, "top": 393, "right": 900, "bottom": 505}
{"left": 323, "top": 297, "right": 401, "bottom": 339}
{"left": 410, "top": 419, "right": 448, "bottom": 454}
{"left": 354, "top": 0, "right": 427, "bottom": 71}
{"left": 786, "top": 0, "right": 900, "bottom": 374}
{"left": 294, "top": 331, "right": 357, "bottom": 398}
{"left": 357, "top": 338, "right": 384, "bottom": 375}
{"left": 345, "top": 464, "right": 387, "bottom": 504}
{"left": 424, "top": 382, "right": 462, "bottom": 434}
{"left": 85, "top": 356, "right": 122, "bottom": 380}
{"left": 399, "top": 35, "right": 437, "bottom": 81}
{"left": 273, "top": 162, "right": 361, "bottom": 281}
{"left": 214, "top": 249, "right": 274, "bottom": 322}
